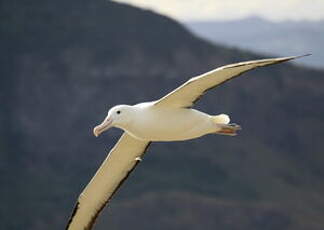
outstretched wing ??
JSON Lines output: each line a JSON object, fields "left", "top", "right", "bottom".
{"left": 154, "top": 55, "right": 308, "bottom": 108}
{"left": 66, "top": 133, "right": 151, "bottom": 230}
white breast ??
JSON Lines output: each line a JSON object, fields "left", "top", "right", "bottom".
{"left": 124, "top": 105, "right": 215, "bottom": 141}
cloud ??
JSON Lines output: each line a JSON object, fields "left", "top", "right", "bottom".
{"left": 113, "top": 0, "right": 324, "bottom": 21}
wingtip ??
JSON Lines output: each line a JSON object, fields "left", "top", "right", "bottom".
{"left": 290, "top": 54, "right": 312, "bottom": 60}
{"left": 275, "top": 54, "right": 311, "bottom": 63}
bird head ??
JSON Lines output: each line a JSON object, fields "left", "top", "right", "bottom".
{"left": 93, "top": 104, "right": 133, "bottom": 137}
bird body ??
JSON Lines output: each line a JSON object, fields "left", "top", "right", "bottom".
{"left": 66, "top": 55, "right": 309, "bottom": 230}
{"left": 114, "top": 102, "right": 230, "bottom": 141}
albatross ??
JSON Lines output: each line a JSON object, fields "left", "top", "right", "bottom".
{"left": 66, "top": 55, "right": 307, "bottom": 230}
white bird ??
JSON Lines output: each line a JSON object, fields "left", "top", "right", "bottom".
{"left": 66, "top": 55, "right": 307, "bottom": 230}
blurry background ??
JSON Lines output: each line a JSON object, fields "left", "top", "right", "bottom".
{"left": 186, "top": 18, "right": 324, "bottom": 69}
{"left": 1, "top": 0, "right": 324, "bottom": 229}
{"left": 116, "top": 0, "right": 324, "bottom": 68}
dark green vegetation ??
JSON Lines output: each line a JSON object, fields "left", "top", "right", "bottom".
{"left": 1, "top": 1, "right": 324, "bottom": 229}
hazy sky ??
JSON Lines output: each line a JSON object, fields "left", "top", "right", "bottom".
{"left": 113, "top": 0, "right": 324, "bottom": 21}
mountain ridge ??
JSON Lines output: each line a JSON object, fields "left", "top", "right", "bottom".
{"left": 185, "top": 17, "right": 324, "bottom": 69}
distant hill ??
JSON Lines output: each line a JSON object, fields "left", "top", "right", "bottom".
{"left": 185, "top": 17, "right": 324, "bottom": 69}
{"left": 1, "top": 1, "right": 324, "bottom": 230}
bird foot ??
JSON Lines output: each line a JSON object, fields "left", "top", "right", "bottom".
{"left": 217, "top": 123, "right": 241, "bottom": 136}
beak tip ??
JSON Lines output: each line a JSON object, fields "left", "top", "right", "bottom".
{"left": 93, "top": 117, "right": 112, "bottom": 137}
{"left": 93, "top": 127, "right": 99, "bottom": 137}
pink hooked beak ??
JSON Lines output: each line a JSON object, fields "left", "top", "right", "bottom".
{"left": 93, "top": 116, "right": 113, "bottom": 137}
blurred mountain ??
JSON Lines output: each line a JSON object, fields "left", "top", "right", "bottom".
{"left": 1, "top": 1, "right": 324, "bottom": 230}
{"left": 185, "top": 17, "right": 324, "bottom": 69}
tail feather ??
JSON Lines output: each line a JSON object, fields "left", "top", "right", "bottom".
{"left": 212, "top": 114, "right": 230, "bottom": 124}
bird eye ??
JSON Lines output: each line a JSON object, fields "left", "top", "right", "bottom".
{"left": 116, "top": 110, "right": 121, "bottom": 114}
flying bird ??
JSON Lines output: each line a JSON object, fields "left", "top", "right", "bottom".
{"left": 66, "top": 55, "right": 307, "bottom": 230}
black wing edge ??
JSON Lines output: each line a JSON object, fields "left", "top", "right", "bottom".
{"left": 65, "top": 142, "right": 151, "bottom": 230}
{"left": 186, "top": 54, "right": 311, "bottom": 108}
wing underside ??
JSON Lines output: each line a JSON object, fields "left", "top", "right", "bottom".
{"left": 154, "top": 55, "right": 308, "bottom": 108}
{"left": 66, "top": 133, "right": 151, "bottom": 230}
